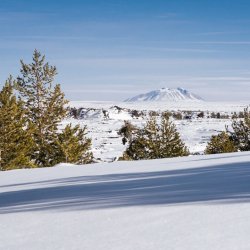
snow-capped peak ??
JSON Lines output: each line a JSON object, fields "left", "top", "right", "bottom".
{"left": 124, "top": 87, "right": 203, "bottom": 102}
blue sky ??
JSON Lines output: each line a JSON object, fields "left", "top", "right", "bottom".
{"left": 0, "top": 0, "right": 250, "bottom": 101}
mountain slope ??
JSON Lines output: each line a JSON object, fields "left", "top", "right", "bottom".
{"left": 125, "top": 87, "right": 203, "bottom": 102}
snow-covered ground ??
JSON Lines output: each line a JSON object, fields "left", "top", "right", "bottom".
{"left": 1, "top": 152, "right": 250, "bottom": 250}
{"left": 70, "top": 100, "right": 249, "bottom": 112}
{"left": 66, "top": 101, "right": 249, "bottom": 161}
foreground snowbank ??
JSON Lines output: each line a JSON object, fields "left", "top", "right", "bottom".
{"left": 1, "top": 152, "right": 250, "bottom": 250}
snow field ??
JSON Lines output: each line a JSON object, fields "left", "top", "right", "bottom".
{"left": 1, "top": 152, "right": 250, "bottom": 250}
{"left": 66, "top": 100, "right": 243, "bottom": 161}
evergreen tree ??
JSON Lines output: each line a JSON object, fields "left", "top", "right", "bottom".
{"left": 205, "top": 131, "right": 237, "bottom": 155}
{"left": 16, "top": 50, "right": 68, "bottom": 167}
{"left": 229, "top": 108, "right": 250, "bottom": 151}
{"left": 157, "top": 113, "right": 189, "bottom": 158}
{"left": 0, "top": 78, "right": 34, "bottom": 170}
{"left": 16, "top": 50, "right": 92, "bottom": 167}
{"left": 57, "top": 124, "right": 93, "bottom": 164}
{"left": 120, "top": 114, "right": 189, "bottom": 160}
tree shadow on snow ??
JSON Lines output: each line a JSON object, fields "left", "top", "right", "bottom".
{"left": 1, "top": 161, "right": 250, "bottom": 213}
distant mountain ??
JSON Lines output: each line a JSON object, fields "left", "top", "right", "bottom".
{"left": 124, "top": 87, "right": 203, "bottom": 102}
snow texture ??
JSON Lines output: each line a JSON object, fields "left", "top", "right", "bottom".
{"left": 1, "top": 152, "right": 250, "bottom": 250}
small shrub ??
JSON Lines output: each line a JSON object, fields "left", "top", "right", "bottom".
{"left": 205, "top": 132, "right": 237, "bottom": 154}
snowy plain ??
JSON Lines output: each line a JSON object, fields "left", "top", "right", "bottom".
{"left": 67, "top": 100, "right": 249, "bottom": 161}
{"left": 70, "top": 100, "right": 249, "bottom": 112}
{"left": 1, "top": 152, "right": 250, "bottom": 250}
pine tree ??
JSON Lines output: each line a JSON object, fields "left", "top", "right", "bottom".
{"left": 57, "top": 124, "right": 93, "bottom": 164}
{"left": 16, "top": 50, "right": 93, "bottom": 167}
{"left": 205, "top": 131, "right": 237, "bottom": 155}
{"left": 0, "top": 78, "right": 34, "bottom": 170}
{"left": 157, "top": 113, "right": 189, "bottom": 158}
{"left": 16, "top": 50, "right": 68, "bottom": 167}
{"left": 228, "top": 108, "right": 250, "bottom": 151}
{"left": 121, "top": 114, "right": 189, "bottom": 160}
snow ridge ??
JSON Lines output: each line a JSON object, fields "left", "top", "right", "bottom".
{"left": 125, "top": 87, "right": 203, "bottom": 102}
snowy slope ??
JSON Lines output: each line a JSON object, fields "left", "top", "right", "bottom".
{"left": 1, "top": 152, "right": 250, "bottom": 250}
{"left": 125, "top": 87, "right": 203, "bottom": 102}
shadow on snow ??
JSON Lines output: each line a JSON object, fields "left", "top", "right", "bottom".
{"left": 1, "top": 161, "right": 250, "bottom": 213}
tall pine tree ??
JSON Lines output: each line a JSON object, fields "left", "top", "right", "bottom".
{"left": 0, "top": 78, "right": 34, "bottom": 170}
{"left": 16, "top": 50, "right": 93, "bottom": 167}
{"left": 16, "top": 50, "right": 68, "bottom": 167}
